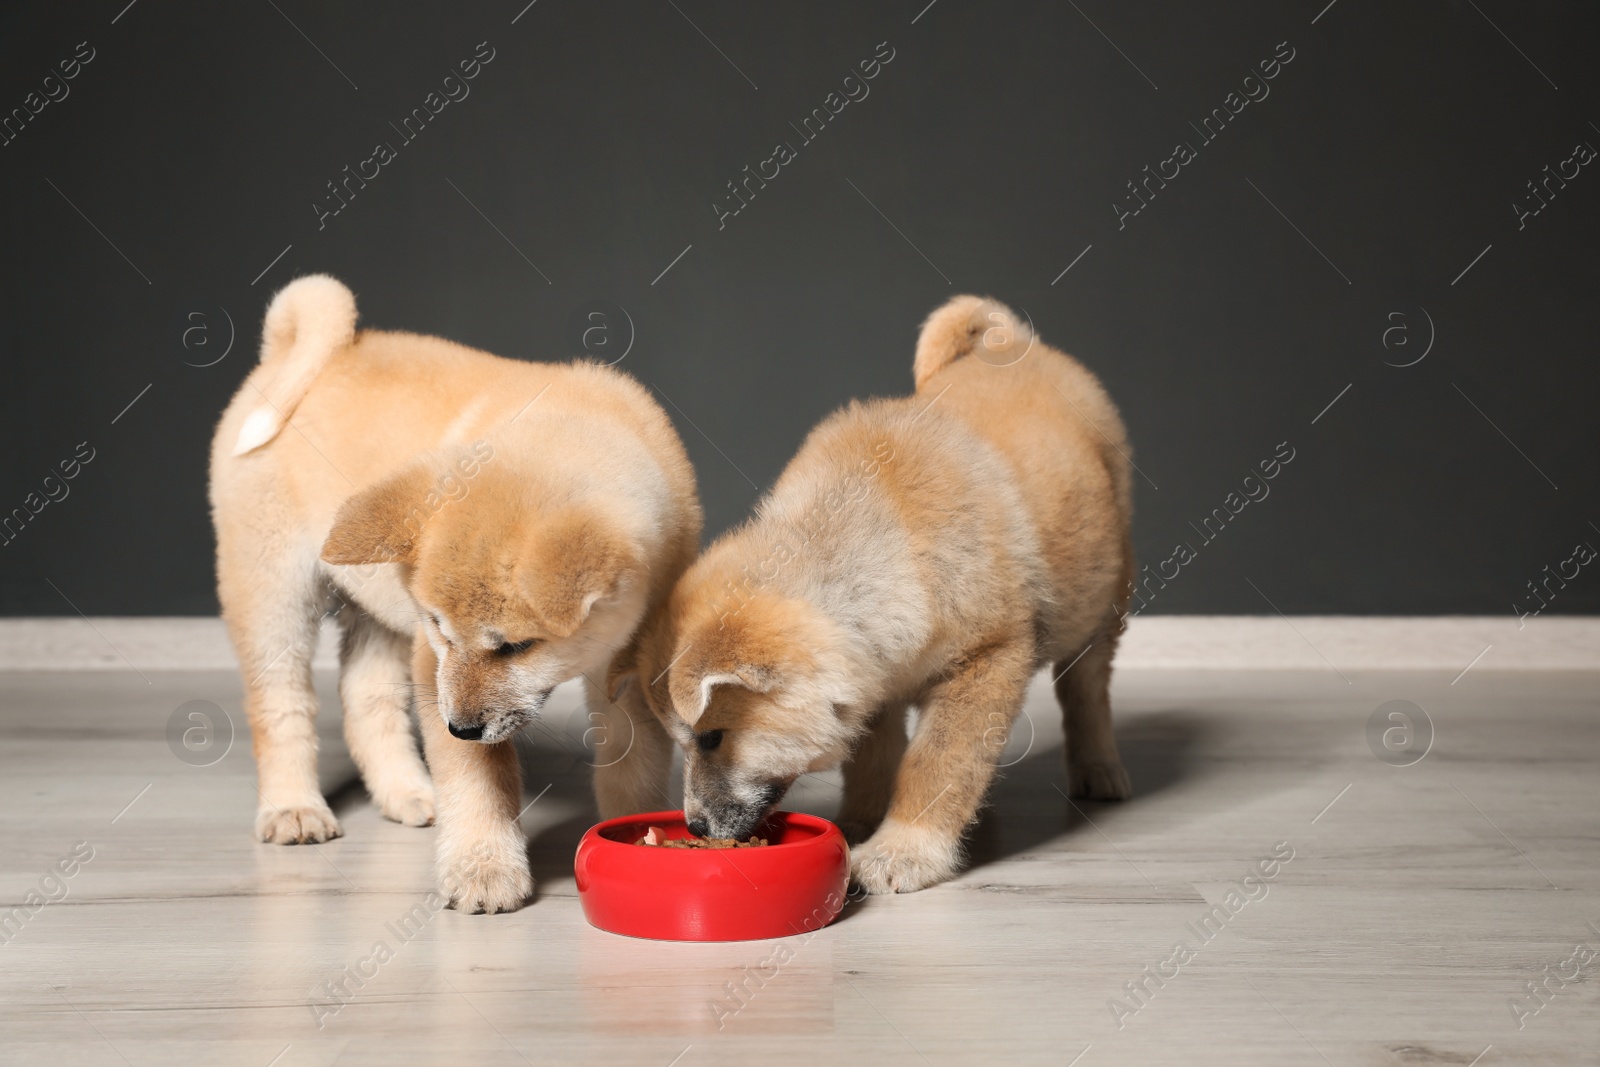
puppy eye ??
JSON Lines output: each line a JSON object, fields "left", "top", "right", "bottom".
{"left": 696, "top": 729, "right": 724, "bottom": 753}
{"left": 494, "top": 638, "right": 537, "bottom": 657}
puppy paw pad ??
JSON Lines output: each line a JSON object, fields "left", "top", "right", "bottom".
{"left": 439, "top": 850, "right": 533, "bottom": 915}
{"left": 848, "top": 826, "right": 959, "bottom": 895}
{"left": 1068, "top": 760, "right": 1132, "bottom": 800}
{"left": 379, "top": 788, "right": 436, "bottom": 827}
{"left": 257, "top": 805, "right": 343, "bottom": 845}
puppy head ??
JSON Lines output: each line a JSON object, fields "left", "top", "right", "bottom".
{"left": 323, "top": 455, "right": 646, "bottom": 744}
{"left": 615, "top": 587, "right": 862, "bottom": 840}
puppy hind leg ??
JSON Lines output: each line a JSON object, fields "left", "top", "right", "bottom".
{"left": 588, "top": 674, "right": 676, "bottom": 819}
{"left": 1055, "top": 626, "right": 1131, "bottom": 800}
{"left": 838, "top": 702, "right": 909, "bottom": 844}
{"left": 336, "top": 606, "right": 434, "bottom": 827}
{"left": 221, "top": 564, "right": 340, "bottom": 844}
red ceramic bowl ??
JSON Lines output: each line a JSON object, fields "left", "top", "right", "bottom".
{"left": 574, "top": 810, "right": 849, "bottom": 941}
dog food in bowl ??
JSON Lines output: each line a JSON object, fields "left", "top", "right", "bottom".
{"left": 635, "top": 825, "right": 768, "bottom": 848}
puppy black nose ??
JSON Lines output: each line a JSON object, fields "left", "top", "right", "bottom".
{"left": 687, "top": 817, "right": 709, "bottom": 838}
{"left": 448, "top": 721, "right": 484, "bottom": 741}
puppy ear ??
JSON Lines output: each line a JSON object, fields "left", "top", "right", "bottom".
{"left": 668, "top": 661, "right": 777, "bottom": 727}
{"left": 519, "top": 507, "right": 640, "bottom": 639}
{"left": 665, "top": 594, "right": 829, "bottom": 726}
{"left": 321, "top": 465, "right": 432, "bottom": 565}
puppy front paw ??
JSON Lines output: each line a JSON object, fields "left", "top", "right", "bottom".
{"left": 257, "top": 802, "right": 342, "bottom": 845}
{"left": 437, "top": 831, "right": 532, "bottom": 914}
{"left": 1068, "top": 759, "right": 1132, "bottom": 800}
{"left": 376, "top": 784, "right": 436, "bottom": 827}
{"left": 849, "top": 819, "right": 961, "bottom": 894}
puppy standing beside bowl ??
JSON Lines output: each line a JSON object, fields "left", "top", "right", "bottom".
{"left": 614, "top": 295, "right": 1133, "bottom": 894}
{"left": 210, "top": 275, "right": 700, "bottom": 912}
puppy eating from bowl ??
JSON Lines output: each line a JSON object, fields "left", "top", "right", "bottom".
{"left": 209, "top": 275, "right": 700, "bottom": 912}
{"left": 612, "top": 296, "right": 1133, "bottom": 894}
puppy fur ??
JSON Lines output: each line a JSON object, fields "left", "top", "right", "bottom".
{"left": 210, "top": 275, "right": 700, "bottom": 912}
{"left": 614, "top": 295, "right": 1132, "bottom": 894}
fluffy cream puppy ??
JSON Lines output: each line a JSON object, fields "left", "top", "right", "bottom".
{"left": 210, "top": 275, "right": 699, "bottom": 912}
{"left": 614, "top": 295, "right": 1132, "bottom": 893}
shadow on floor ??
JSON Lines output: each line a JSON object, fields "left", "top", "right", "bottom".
{"left": 962, "top": 708, "right": 1216, "bottom": 874}
{"left": 325, "top": 776, "right": 372, "bottom": 818}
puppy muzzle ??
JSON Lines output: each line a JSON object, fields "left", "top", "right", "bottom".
{"left": 691, "top": 780, "right": 790, "bottom": 840}
{"left": 446, "top": 690, "right": 551, "bottom": 745}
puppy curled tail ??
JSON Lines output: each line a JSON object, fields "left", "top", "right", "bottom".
{"left": 911, "top": 294, "right": 1033, "bottom": 391}
{"left": 231, "top": 275, "right": 358, "bottom": 455}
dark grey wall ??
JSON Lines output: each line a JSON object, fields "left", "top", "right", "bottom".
{"left": 2, "top": 1, "right": 1596, "bottom": 616}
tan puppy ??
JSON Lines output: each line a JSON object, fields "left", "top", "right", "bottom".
{"left": 210, "top": 275, "right": 699, "bottom": 912}
{"left": 613, "top": 295, "right": 1132, "bottom": 894}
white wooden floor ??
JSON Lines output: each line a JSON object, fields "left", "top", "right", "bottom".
{"left": 0, "top": 622, "right": 1596, "bottom": 1066}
